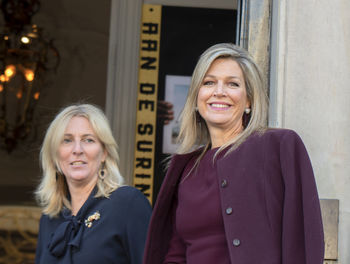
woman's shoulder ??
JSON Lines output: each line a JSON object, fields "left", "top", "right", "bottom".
{"left": 233, "top": 128, "right": 305, "bottom": 153}
{"left": 109, "top": 186, "right": 151, "bottom": 208}
{"left": 111, "top": 185, "right": 144, "bottom": 197}
{"left": 106, "top": 186, "right": 152, "bottom": 222}
{"left": 252, "top": 128, "right": 302, "bottom": 142}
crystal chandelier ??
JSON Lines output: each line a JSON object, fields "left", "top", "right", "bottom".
{"left": 0, "top": 0, "right": 59, "bottom": 152}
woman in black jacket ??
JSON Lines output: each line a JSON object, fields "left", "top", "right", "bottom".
{"left": 35, "top": 104, "right": 151, "bottom": 264}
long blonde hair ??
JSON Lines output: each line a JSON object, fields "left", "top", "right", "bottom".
{"left": 177, "top": 43, "right": 268, "bottom": 157}
{"left": 35, "top": 104, "right": 124, "bottom": 217}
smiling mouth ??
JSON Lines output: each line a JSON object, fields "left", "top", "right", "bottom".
{"left": 210, "top": 103, "right": 231, "bottom": 108}
{"left": 71, "top": 161, "right": 86, "bottom": 165}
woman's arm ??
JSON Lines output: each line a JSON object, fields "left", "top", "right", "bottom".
{"left": 124, "top": 188, "right": 152, "bottom": 264}
{"left": 280, "top": 131, "right": 324, "bottom": 263}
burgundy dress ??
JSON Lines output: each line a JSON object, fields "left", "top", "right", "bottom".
{"left": 164, "top": 148, "right": 231, "bottom": 264}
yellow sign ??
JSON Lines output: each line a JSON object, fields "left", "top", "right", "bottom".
{"left": 133, "top": 4, "right": 161, "bottom": 204}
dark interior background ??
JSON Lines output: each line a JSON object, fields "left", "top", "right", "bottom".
{"left": 154, "top": 5, "right": 237, "bottom": 203}
{"left": 0, "top": 0, "right": 110, "bottom": 205}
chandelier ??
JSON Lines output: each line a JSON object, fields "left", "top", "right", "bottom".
{"left": 0, "top": 0, "right": 59, "bottom": 153}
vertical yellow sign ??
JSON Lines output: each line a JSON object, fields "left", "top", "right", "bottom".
{"left": 133, "top": 4, "right": 161, "bottom": 204}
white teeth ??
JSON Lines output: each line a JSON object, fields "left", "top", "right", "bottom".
{"left": 211, "top": 103, "right": 229, "bottom": 108}
{"left": 72, "top": 161, "right": 84, "bottom": 165}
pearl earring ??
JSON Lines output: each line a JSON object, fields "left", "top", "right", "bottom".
{"left": 244, "top": 108, "right": 251, "bottom": 114}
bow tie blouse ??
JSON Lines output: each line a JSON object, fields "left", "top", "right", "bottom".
{"left": 35, "top": 186, "right": 151, "bottom": 264}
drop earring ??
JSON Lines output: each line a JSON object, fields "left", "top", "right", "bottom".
{"left": 99, "top": 161, "right": 106, "bottom": 181}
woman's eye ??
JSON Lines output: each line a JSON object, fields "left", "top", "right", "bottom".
{"left": 84, "top": 138, "right": 95, "bottom": 143}
{"left": 228, "top": 82, "right": 239, "bottom": 87}
{"left": 63, "top": 138, "right": 71, "bottom": 143}
{"left": 203, "top": 81, "right": 214, "bottom": 86}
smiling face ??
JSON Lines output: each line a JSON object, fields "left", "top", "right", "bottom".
{"left": 57, "top": 116, "right": 106, "bottom": 187}
{"left": 197, "top": 58, "right": 250, "bottom": 139}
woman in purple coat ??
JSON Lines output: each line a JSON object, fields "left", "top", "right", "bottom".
{"left": 143, "top": 43, "right": 324, "bottom": 264}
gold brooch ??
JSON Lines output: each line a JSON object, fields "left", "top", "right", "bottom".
{"left": 84, "top": 211, "right": 100, "bottom": 228}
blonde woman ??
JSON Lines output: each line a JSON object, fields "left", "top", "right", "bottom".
{"left": 143, "top": 43, "right": 324, "bottom": 264}
{"left": 35, "top": 104, "right": 151, "bottom": 264}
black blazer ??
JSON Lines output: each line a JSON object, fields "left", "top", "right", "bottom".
{"left": 36, "top": 186, "right": 152, "bottom": 264}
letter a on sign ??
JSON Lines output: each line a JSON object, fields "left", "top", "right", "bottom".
{"left": 133, "top": 4, "right": 161, "bottom": 204}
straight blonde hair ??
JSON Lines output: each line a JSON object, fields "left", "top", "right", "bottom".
{"left": 35, "top": 104, "right": 124, "bottom": 217}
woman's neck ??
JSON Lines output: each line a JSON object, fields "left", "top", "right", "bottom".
{"left": 68, "top": 179, "right": 97, "bottom": 216}
{"left": 209, "top": 123, "right": 244, "bottom": 148}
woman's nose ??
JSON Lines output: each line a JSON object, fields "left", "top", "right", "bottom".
{"left": 72, "top": 141, "right": 83, "bottom": 154}
{"left": 213, "top": 81, "right": 225, "bottom": 96}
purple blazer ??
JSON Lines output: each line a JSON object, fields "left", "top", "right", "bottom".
{"left": 143, "top": 129, "right": 324, "bottom": 264}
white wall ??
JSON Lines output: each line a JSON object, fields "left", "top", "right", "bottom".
{"left": 270, "top": 0, "right": 350, "bottom": 262}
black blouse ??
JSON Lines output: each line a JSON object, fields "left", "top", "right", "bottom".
{"left": 35, "top": 186, "right": 152, "bottom": 264}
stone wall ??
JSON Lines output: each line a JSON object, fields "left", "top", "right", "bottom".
{"left": 270, "top": 1, "right": 350, "bottom": 262}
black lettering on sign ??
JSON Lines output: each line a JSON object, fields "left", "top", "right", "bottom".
{"left": 137, "top": 141, "right": 152, "bottom": 152}
{"left": 140, "top": 83, "right": 155, "bottom": 94}
{"left": 135, "top": 157, "right": 152, "bottom": 168}
{"left": 135, "top": 173, "right": 151, "bottom": 179}
{"left": 138, "top": 100, "right": 154, "bottom": 111}
{"left": 141, "top": 40, "right": 158, "bottom": 51}
{"left": 141, "top": 57, "right": 157, "bottom": 69}
{"left": 137, "top": 124, "right": 153, "bottom": 135}
{"left": 142, "top": 23, "right": 158, "bottom": 34}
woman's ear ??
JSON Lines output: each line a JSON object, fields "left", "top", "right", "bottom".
{"left": 102, "top": 148, "right": 108, "bottom": 162}
{"left": 245, "top": 99, "right": 251, "bottom": 109}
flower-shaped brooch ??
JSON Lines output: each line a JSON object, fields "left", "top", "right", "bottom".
{"left": 84, "top": 211, "right": 100, "bottom": 228}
